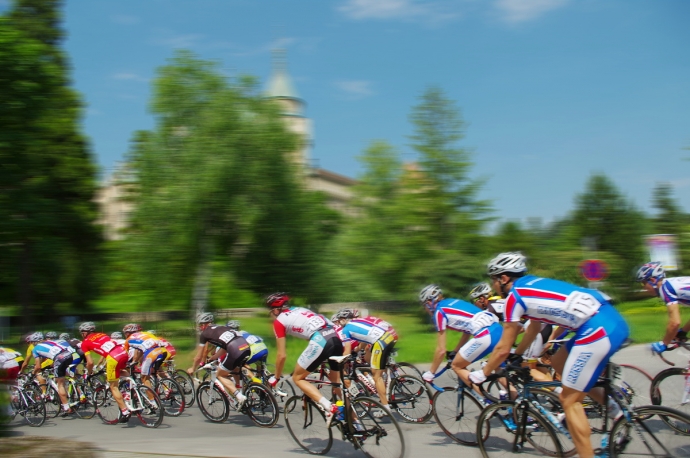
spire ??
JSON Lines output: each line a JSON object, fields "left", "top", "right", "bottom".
{"left": 266, "top": 48, "right": 300, "bottom": 101}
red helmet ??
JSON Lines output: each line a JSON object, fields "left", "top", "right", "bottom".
{"left": 266, "top": 292, "right": 290, "bottom": 309}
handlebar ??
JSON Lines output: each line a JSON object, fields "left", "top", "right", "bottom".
{"left": 654, "top": 340, "right": 690, "bottom": 366}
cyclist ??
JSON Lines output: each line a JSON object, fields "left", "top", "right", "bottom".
{"left": 419, "top": 284, "right": 503, "bottom": 390}
{"left": 60, "top": 333, "right": 85, "bottom": 377}
{"left": 636, "top": 261, "right": 690, "bottom": 352}
{"left": 110, "top": 331, "right": 125, "bottom": 345}
{"left": 0, "top": 346, "right": 24, "bottom": 382}
{"left": 31, "top": 333, "right": 77, "bottom": 416}
{"left": 265, "top": 292, "right": 343, "bottom": 424}
{"left": 226, "top": 320, "right": 269, "bottom": 365}
{"left": 187, "top": 313, "right": 250, "bottom": 406}
{"left": 332, "top": 308, "right": 397, "bottom": 413}
{"left": 79, "top": 321, "right": 131, "bottom": 422}
{"left": 469, "top": 252, "right": 629, "bottom": 458}
{"left": 19, "top": 333, "right": 53, "bottom": 374}
{"left": 123, "top": 324, "right": 168, "bottom": 394}
{"left": 469, "top": 282, "right": 505, "bottom": 320}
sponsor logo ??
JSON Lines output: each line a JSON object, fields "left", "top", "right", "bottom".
{"left": 465, "top": 341, "right": 482, "bottom": 356}
{"left": 537, "top": 306, "right": 577, "bottom": 323}
{"left": 292, "top": 327, "right": 304, "bottom": 334}
{"left": 566, "top": 352, "right": 593, "bottom": 385}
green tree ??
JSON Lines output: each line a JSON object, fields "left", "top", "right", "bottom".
{"left": 651, "top": 183, "right": 683, "bottom": 235}
{"left": 0, "top": 0, "right": 100, "bottom": 328}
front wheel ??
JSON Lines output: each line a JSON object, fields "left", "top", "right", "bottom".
{"left": 94, "top": 386, "right": 120, "bottom": 425}
{"left": 389, "top": 375, "right": 433, "bottom": 423}
{"left": 432, "top": 386, "right": 484, "bottom": 445}
{"left": 133, "top": 385, "right": 163, "bottom": 428}
{"left": 284, "top": 395, "right": 333, "bottom": 455}
{"left": 157, "top": 377, "right": 185, "bottom": 417}
{"left": 174, "top": 369, "right": 195, "bottom": 407}
{"left": 650, "top": 368, "right": 690, "bottom": 433}
{"left": 244, "top": 383, "right": 278, "bottom": 427}
{"left": 351, "top": 396, "right": 406, "bottom": 458}
{"left": 609, "top": 405, "right": 690, "bottom": 457}
{"left": 70, "top": 382, "right": 96, "bottom": 419}
{"left": 196, "top": 381, "right": 229, "bottom": 423}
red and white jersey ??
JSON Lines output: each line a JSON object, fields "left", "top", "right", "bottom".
{"left": 81, "top": 333, "right": 127, "bottom": 359}
{"left": 273, "top": 307, "right": 330, "bottom": 340}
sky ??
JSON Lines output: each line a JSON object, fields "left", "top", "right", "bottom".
{"left": 6, "top": 0, "right": 690, "bottom": 225}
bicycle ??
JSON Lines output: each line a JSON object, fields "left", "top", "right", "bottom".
{"left": 130, "top": 367, "right": 186, "bottom": 417}
{"left": 93, "top": 371, "right": 164, "bottom": 428}
{"left": 4, "top": 379, "right": 46, "bottom": 427}
{"left": 194, "top": 360, "right": 279, "bottom": 427}
{"left": 284, "top": 353, "right": 405, "bottom": 458}
{"left": 160, "top": 358, "right": 195, "bottom": 408}
{"left": 477, "top": 362, "right": 690, "bottom": 458}
{"left": 250, "top": 358, "right": 296, "bottom": 411}
{"left": 650, "top": 340, "right": 690, "bottom": 434}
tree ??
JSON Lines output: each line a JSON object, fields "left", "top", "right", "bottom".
{"left": 651, "top": 183, "right": 683, "bottom": 235}
{"left": 0, "top": 1, "right": 100, "bottom": 328}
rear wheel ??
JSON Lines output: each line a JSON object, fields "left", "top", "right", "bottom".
{"left": 11, "top": 386, "right": 46, "bottom": 427}
{"left": 389, "top": 375, "right": 433, "bottom": 423}
{"left": 196, "top": 381, "right": 229, "bottom": 423}
{"left": 609, "top": 405, "right": 690, "bottom": 457}
{"left": 133, "top": 385, "right": 163, "bottom": 428}
{"left": 244, "top": 383, "right": 278, "bottom": 427}
{"left": 432, "top": 386, "right": 484, "bottom": 445}
{"left": 94, "top": 386, "right": 120, "bottom": 425}
{"left": 70, "top": 382, "right": 96, "bottom": 419}
{"left": 38, "top": 384, "right": 61, "bottom": 418}
{"left": 351, "top": 396, "right": 406, "bottom": 458}
{"left": 284, "top": 395, "right": 332, "bottom": 455}
{"left": 157, "top": 377, "right": 185, "bottom": 416}
{"left": 174, "top": 369, "right": 195, "bottom": 407}
{"left": 650, "top": 368, "right": 690, "bottom": 434}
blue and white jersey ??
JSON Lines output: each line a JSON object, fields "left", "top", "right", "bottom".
{"left": 504, "top": 275, "right": 610, "bottom": 330}
{"left": 432, "top": 298, "right": 499, "bottom": 336}
{"left": 660, "top": 277, "right": 690, "bottom": 307}
{"left": 32, "top": 340, "right": 74, "bottom": 360}
{"left": 339, "top": 317, "right": 396, "bottom": 345}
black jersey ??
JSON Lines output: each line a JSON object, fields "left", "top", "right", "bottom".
{"left": 200, "top": 325, "right": 241, "bottom": 350}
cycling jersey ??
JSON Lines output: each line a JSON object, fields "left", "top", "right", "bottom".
{"left": 433, "top": 298, "right": 500, "bottom": 336}
{"left": 504, "top": 275, "right": 610, "bottom": 330}
{"left": 199, "top": 325, "right": 243, "bottom": 350}
{"left": 340, "top": 317, "right": 398, "bottom": 370}
{"left": 81, "top": 333, "right": 128, "bottom": 382}
{"left": 659, "top": 277, "right": 690, "bottom": 306}
{"left": 158, "top": 338, "right": 177, "bottom": 359}
{"left": 24, "top": 343, "right": 53, "bottom": 369}
{"left": 125, "top": 331, "right": 162, "bottom": 355}
{"left": 32, "top": 340, "right": 75, "bottom": 361}
{"left": 238, "top": 331, "right": 268, "bottom": 364}
{"left": 487, "top": 297, "right": 505, "bottom": 321}
{"left": 273, "top": 307, "right": 330, "bottom": 340}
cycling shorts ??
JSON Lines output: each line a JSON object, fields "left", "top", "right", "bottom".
{"left": 370, "top": 331, "right": 398, "bottom": 370}
{"left": 299, "top": 328, "right": 344, "bottom": 372}
{"left": 562, "top": 304, "right": 629, "bottom": 392}
{"left": 141, "top": 347, "right": 169, "bottom": 375}
{"left": 459, "top": 323, "right": 503, "bottom": 363}
{"left": 219, "top": 338, "right": 251, "bottom": 372}
{"left": 105, "top": 353, "right": 128, "bottom": 382}
{"left": 52, "top": 351, "right": 75, "bottom": 378}
{"left": 247, "top": 347, "right": 269, "bottom": 365}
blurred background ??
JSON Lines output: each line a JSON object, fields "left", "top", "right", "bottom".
{"left": 1, "top": 1, "right": 689, "bottom": 363}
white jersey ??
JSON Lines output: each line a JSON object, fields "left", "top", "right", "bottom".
{"left": 660, "top": 277, "right": 690, "bottom": 307}
{"left": 273, "top": 307, "right": 330, "bottom": 340}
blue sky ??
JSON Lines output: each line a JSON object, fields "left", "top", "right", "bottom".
{"left": 8, "top": 0, "right": 690, "bottom": 224}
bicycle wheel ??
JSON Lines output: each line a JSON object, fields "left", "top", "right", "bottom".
{"left": 70, "top": 382, "right": 96, "bottom": 419}
{"left": 528, "top": 389, "right": 576, "bottom": 457}
{"left": 244, "top": 382, "right": 278, "bottom": 427}
{"left": 432, "top": 386, "right": 484, "bottom": 445}
{"left": 284, "top": 395, "right": 333, "bottom": 455}
{"left": 274, "top": 376, "right": 296, "bottom": 411}
{"left": 174, "top": 369, "right": 195, "bottom": 407}
{"left": 389, "top": 375, "right": 433, "bottom": 423}
{"left": 196, "top": 381, "right": 229, "bottom": 423}
{"left": 609, "top": 405, "right": 690, "bottom": 457}
{"left": 392, "top": 362, "right": 423, "bottom": 379}
{"left": 39, "top": 384, "right": 61, "bottom": 418}
{"left": 617, "top": 364, "right": 654, "bottom": 407}
{"left": 133, "top": 385, "right": 163, "bottom": 428}
{"left": 650, "top": 368, "right": 690, "bottom": 433}
{"left": 94, "top": 386, "right": 120, "bottom": 425}
{"left": 157, "top": 377, "right": 185, "bottom": 417}
{"left": 477, "top": 401, "right": 562, "bottom": 458}
{"left": 350, "top": 396, "right": 405, "bottom": 458}
{"left": 12, "top": 386, "right": 46, "bottom": 427}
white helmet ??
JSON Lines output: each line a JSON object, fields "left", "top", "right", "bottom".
{"left": 196, "top": 312, "right": 214, "bottom": 325}
{"left": 110, "top": 331, "right": 123, "bottom": 339}
{"left": 59, "top": 333, "right": 71, "bottom": 341}
{"left": 226, "top": 320, "right": 240, "bottom": 330}
{"left": 635, "top": 262, "right": 665, "bottom": 283}
{"left": 469, "top": 283, "right": 492, "bottom": 299}
{"left": 79, "top": 322, "right": 96, "bottom": 333}
{"left": 419, "top": 284, "right": 443, "bottom": 304}
{"left": 487, "top": 252, "right": 527, "bottom": 277}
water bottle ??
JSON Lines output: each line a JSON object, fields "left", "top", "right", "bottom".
{"left": 499, "top": 389, "right": 509, "bottom": 401}
{"left": 600, "top": 435, "right": 609, "bottom": 454}
{"left": 335, "top": 400, "right": 345, "bottom": 421}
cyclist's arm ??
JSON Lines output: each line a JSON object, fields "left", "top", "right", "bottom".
{"left": 20, "top": 346, "right": 33, "bottom": 372}
{"left": 188, "top": 342, "right": 209, "bottom": 374}
{"left": 273, "top": 336, "right": 286, "bottom": 379}
{"left": 33, "top": 356, "right": 43, "bottom": 375}
{"left": 481, "top": 322, "right": 521, "bottom": 377}
{"left": 342, "top": 340, "right": 353, "bottom": 356}
{"left": 663, "top": 303, "right": 681, "bottom": 346}
{"left": 430, "top": 330, "right": 447, "bottom": 374}
{"left": 454, "top": 333, "right": 470, "bottom": 353}
{"left": 515, "top": 320, "right": 541, "bottom": 355}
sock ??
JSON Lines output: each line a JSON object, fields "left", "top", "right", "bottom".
{"left": 236, "top": 392, "right": 247, "bottom": 403}
{"left": 383, "top": 404, "right": 391, "bottom": 412}
{"left": 62, "top": 403, "right": 70, "bottom": 411}
{"left": 554, "top": 387, "right": 563, "bottom": 394}
{"left": 318, "top": 397, "right": 332, "bottom": 412}
{"left": 121, "top": 409, "right": 130, "bottom": 416}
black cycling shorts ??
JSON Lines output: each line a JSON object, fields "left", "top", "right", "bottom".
{"left": 219, "top": 337, "right": 251, "bottom": 372}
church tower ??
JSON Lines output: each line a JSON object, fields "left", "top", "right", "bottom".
{"left": 265, "top": 49, "right": 312, "bottom": 172}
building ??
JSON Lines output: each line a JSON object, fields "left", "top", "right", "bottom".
{"left": 96, "top": 50, "right": 357, "bottom": 240}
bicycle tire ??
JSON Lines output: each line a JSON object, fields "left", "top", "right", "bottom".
{"left": 650, "top": 367, "right": 690, "bottom": 433}
{"left": 392, "top": 362, "right": 424, "bottom": 379}
{"left": 133, "top": 385, "right": 164, "bottom": 428}
{"left": 284, "top": 395, "right": 333, "bottom": 455}
{"left": 274, "top": 376, "right": 297, "bottom": 411}
{"left": 350, "top": 396, "right": 405, "bottom": 458}
{"left": 196, "top": 381, "right": 229, "bottom": 423}
{"left": 389, "top": 374, "right": 433, "bottom": 423}
{"left": 157, "top": 377, "right": 185, "bottom": 417}
{"left": 71, "top": 382, "right": 96, "bottom": 419}
{"left": 432, "top": 386, "right": 484, "bottom": 445}
{"left": 609, "top": 405, "right": 690, "bottom": 457}
{"left": 477, "top": 400, "right": 563, "bottom": 458}
{"left": 174, "top": 369, "right": 195, "bottom": 407}
{"left": 244, "top": 382, "right": 279, "bottom": 427}
{"left": 11, "top": 385, "right": 46, "bottom": 427}
{"left": 617, "top": 364, "right": 654, "bottom": 407}
{"left": 38, "top": 383, "right": 61, "bottom": 418}
{"left": 527, "top": 388, "right": 576, "bottom": 457}
{"left": 94, "top": 386, "right": 120, "bottom": 425}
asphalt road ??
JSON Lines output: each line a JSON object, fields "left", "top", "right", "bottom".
{"left": 7, "top": 344, "right": 690, "bottom": 458}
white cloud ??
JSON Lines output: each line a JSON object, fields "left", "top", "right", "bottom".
{"left": 334, "top": 80, "right": 375, "bottom": 99}
{"left": 111, "top": 14, "right": 140, "bottom": 25}
{"left": 112, "top": 72, "right": 148, "bottom": 82}
{"left": 338, "top": 0, "right": 459, "bottom": 25}
{"left": 494, "top": 0, "right": 569, "bottom": 23}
